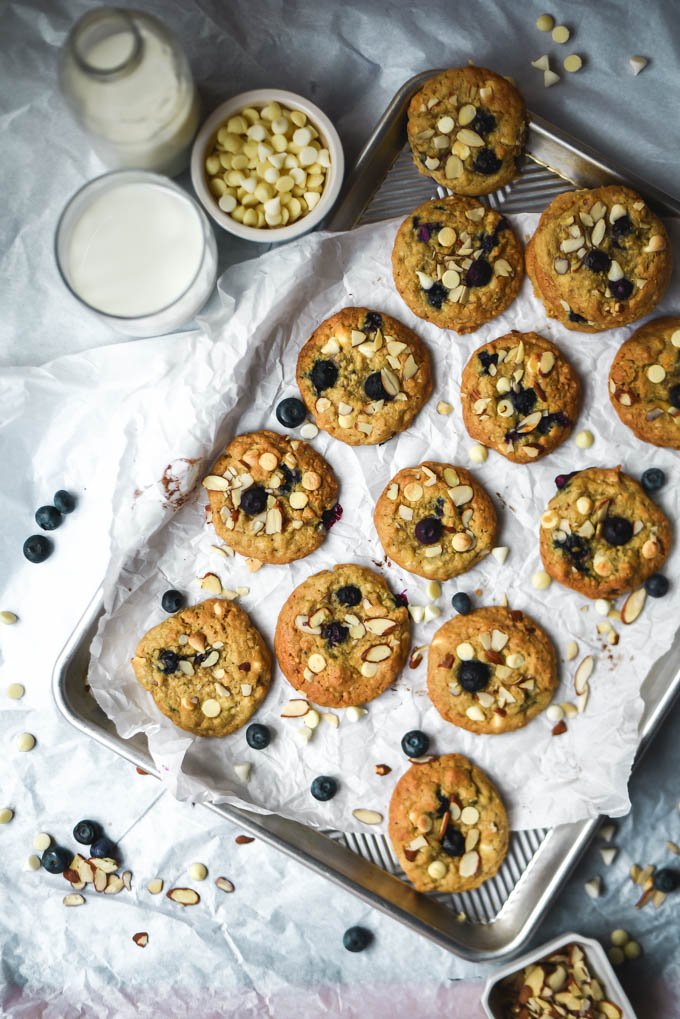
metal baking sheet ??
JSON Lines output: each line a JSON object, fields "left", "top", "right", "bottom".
{"left": 52, "top": 71, "right": 680, "bottom": 961}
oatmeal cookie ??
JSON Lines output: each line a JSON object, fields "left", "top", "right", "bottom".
{"left": 609, "top": 316, "right": 680, "bottom": 448}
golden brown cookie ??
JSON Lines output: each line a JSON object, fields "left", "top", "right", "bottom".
{"left": 373, "top": 462, "right": 497, "bottom": 581}
{"left": 609, "top": 316, "right": 680, "bottom": 448}
{"left": 406, "top": 67, "right": 527, "bottom": 196}
{"left": 526, "top": 185, "right": 672, "bottom": 332}
{"left": 274, "top": 564, "right": 410, "bottom": 707}
{"left": 539, "top": 467, "right": 672, "bottom": 598}
{"left": 461, "top": 331, "right": 581, "bottom": 462}
{"left": 202, "top": 430, "right": 339, "bottom": 565}
{"left": 295, "top": 308, "right": 432, "bottom": 445}
{"left": 388, "top": 753, "right": 509, "bottom": 893}
{"left": 427, "top": 606, "right": 558, "bottom": 735}
{"left": 392, "top": 196, "right": 524, "bottom": 333}
{"left": 131, "top": 598, "right": 271, "bottom": 737}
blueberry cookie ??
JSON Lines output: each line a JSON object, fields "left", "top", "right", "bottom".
{"left": 374, "top": 463, "right": 497, "bottom": 581}
{"left": 388, "top": 753, "right": 509, "bottom": 893}
{"left": 406, "top": 67, "right": 527, "bottom": 197}
{"left": 427, "top": 606, "right": 557, "bottom": 735}
{"left": 203, "top": 430, "right": 339, "bottom": 565}
{"left": 461, "top": 331, "right": 581, "bottom": 462}
{"left": 609, "top": 316, "right": 680, "bottom": 449}
{"left": 540, "top": 467, "right": 672, "bottom": 598}
{"left": 296, "top": 308, "right": 432, "bottom": 445}
{"left": 391, "top": 197, "right": 524, "bottom": 333}
{"left": 526, "top": 185, "right": 672, "bottom": 332}
{"left": 274, "top": 564, "right": 410, "bottom": 707}
{"left": 131, "top": 598, "right": 272, "bottom": 737}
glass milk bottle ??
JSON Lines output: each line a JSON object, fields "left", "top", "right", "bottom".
{"left": 59, "top": 7, "right": 200, "bottom": 177}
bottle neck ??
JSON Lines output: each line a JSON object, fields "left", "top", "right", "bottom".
{"left": 68, "top": 7, "right": 144, "bottom": 81}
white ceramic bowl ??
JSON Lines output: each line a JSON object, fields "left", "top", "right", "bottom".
{"left": 480, "top": 932, "right": 637, "bottom": 1018}
{"left": 190, "top": 88, "right": 344, "bottom": 243}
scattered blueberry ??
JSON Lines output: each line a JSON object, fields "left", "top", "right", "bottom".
{"left": 465, "top": 257, "right": 493, "bottom": 288}
{"left": 609, "top": 278, "right": 633, "bottom": 300}
{"left": 509, "top": 387, "right": 537, "bottom": 416}
{"left": 602, "top": 515, "right": 633, "bottom": 547}
{"left": 451, "top": 592, "right": 473, "bottom": 615}
{"left": 471, "top": 109, "right": 496, "bottom": 137}
{"left": 41, "top": 846, "right": 73, "bottom": 874}
{"left": 161, "top": 589, "right": 185, "bottom": 613}
{"left": 157, "top": 649, "right": 180, "bottom": 674}
{"left": 473, "top": 148, "right": 502, "bottom": 175}
{"left": 322, "top": 503, "right": 343, "bottom": 530}
{"left": 611, "top": 214, "right": 633, "bottom": 239}
{"left": 335, "top": 584, "right": 361, "bottom": 607}
{"left": 364, "top": 372, "right": 392, "bottom": 402}
{"left": 441, "top": 827, "right": 466, "bottom": 857}
{"left": 35, "top": 505, "right": 62, "bottom": 531}
{"left": 311, "top": 775, "right": 338, "bottom": 801}
{"left": 54, "top": 490, "right": 76, "bottom": 514}
{"left": 583, "top": 248, "right": 611, "bottom": 273}
{"left": 23, "top": 535, "right": 53, "bottom": 563}
{"left": 246, "top": 723, "right": 271, "bottom": 750}
{"left": 401, "top": 729, "right": 430, "bottom": 758}
{"left": 426, "top": 281, "right": 448, "bottom": 309}
{"left": 644, "top": 574, "right": 669, "bottom": 598}
{"left": 363, "top": 311, "right": 383, "bottom": 332}
{"left": 276, "top": 397, "right": 306, "bottom": 428}
{"left": 641, "top": 468, "right": 666, "bottom": 494}
{"left": 414, "top": 516, "right": 443, "bottom": 545}
{"left": 90, "top": 836, "right": 118, "bottom": 860}
{"left": 458, "top": 660, "right": 491, "bottom": 693}
{"left": 343, "top": 926, "right": 373, "bottom": 952}
{"left": 240, "top": 484, "right": 268, "bottom": 516}
{"left": 669, "top": 385, "right": 680, "bottom": 409}
{"left": 321, "top": 621, "right": 349, "bottom": 647}
{"left": 654, "top": 868, "right": 679, "bottom": 893}
{"left": 73, "top": 819, "right": 102, "bottom": 845}
{"left": 310, "top": 359, "right": 338, "bottom": 393}
{"left": 477, "top": 350, "right": 499, "bottom": 374}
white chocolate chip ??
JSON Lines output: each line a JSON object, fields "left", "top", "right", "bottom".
{"left": 437, "top": 400, "right": 453, "bottom": 415}
{"left": 0, "top": 808, "right": 14, "bottom": 824}
{"left": 563, "top": 54, "right": 583, "bottom": 72}
{"left": 531, "top": 54, "right": 550, "bottom": 70}
{"left": 456, "top": 642, "right": 475, "bottom": 661}
{"left": 551, "top": 24, "right": 570, "bottom": 43}
{"left": 544, "top": 69, "right": 561, "bottom": 87}
{"left": 427, "top": 859, "right": 447, "bottom": 880}
{"left": 7, "top": 683, "right": 25, "bottom": 700}
{"left": 629, "top": 55, "right": 648, "bottom": 76}
{"left": 201, "top": 699, "right": 221, "bottom": 718}
{"left": 531, "top": 570, "right": 552, "bottom": 590}
{"left": 469, "top": 444, "right": 487, "bottom": 464}
{"left": 575, "top": 429, "right": 594, "bottom": 449}
{"left": 16, "top": 733, "right": 36, "bottom": 752}
{"left": 647, "top": 364, "right": 666, "bottom": 383}
{"left": 536, "top": 13, "right": 554, "bottom": 30}
{"left": 234, "top": 762, "right": 252, "bottom": 782}
{"left": 188, "top": 862, "right": 208, "bottom": 881}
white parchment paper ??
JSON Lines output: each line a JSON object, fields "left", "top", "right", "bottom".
{"left": 88, "top": 213, "right": 680, "bottom": 834}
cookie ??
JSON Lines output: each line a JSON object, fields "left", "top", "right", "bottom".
{"left": 427, "top": 606, "right": 558, "bottom": 735}
{"left": 296, "top": 308, "right": 432, "bottom": 445}
{"left": 461, "top": 331, "right": 581, "bottom": 462}
{"left": 609, "top": 316, "right": 680, "bottom": 449}
{"left": 374, "top": 462, "right": 497, "bottom": 581}
{"left": 526, "top": 185, "right": 672, "bottom": 332}
{"left": 274, "top": 564, "right": 410, "bottom": 707}
{"left": 202, "top": 430, "right": 339, "bottom": 565}
{"left": 388, "top": 753, "right": 509, "bottom": 893}
{"left": 131, "top": 598, "right": 272, "bottom": 737}
{"left": 540, "top": 467, "right": 672, "bottom": 598}
{"left": 406, "top": 67, "right": 527, "bottom": 197}
{"left": 391, "top": 197, "right": 524, "bottom": 333}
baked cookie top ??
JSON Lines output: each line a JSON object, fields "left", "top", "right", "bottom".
{"left": 540, "top": 467, "right": 672, "bottom": 598}
{"left": 391, "top": 196, "right": 524, "bottom": 333}
{"left": 274, "top": 563, "right": 410, "bottom": 707}
{"left": 427, "top": 606, "right": 558, "bottom": 735}
{"left": 131, "top": 598, "right": 272, "bottom": 738}
{"left": 296, "top": 308, "right": 432, "bottom": 445}
{"left": 461, "top": 331, "right": 581, "bottom": 462}
{"left": 373, "top": 462, "right": 497, "bottom": 581}
{"left": 406, "top": 66, "right": 527, "bottom": 197}
{"left": 388, "top": 753, "right": 509, "bottom": 894}
{"left": 203, "top": 430, "right": 339, "bottom": 565}
{"left": 525, "top": 185, "right": 672, "bottom": 332}
{"left": 609, "top": 316, "right": 680, "bottom": 449}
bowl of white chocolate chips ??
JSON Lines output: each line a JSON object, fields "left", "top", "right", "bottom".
{"left": 191, "top": 88, "right": 344, "bottom": 242}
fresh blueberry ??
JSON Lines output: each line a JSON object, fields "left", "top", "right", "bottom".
{"left": 583, "top": 248, "right": 611, "bottom": 273}
{"left": 23, "top": 535, "right": 53, "bottom": 563}
{"left": 669, "top": 385, "right": 680, "bottom": 409}
{"left": 311, "top": 775, "right": 338, "bottom": 801}
{"left": 414, "top": 516, "right": 443, "bottom": 545}
{"left": 417, "top": 221, "right": 442, "bottom": 243}
{"left": 641, "top": 468, "right": 666, "bottom": 494}
{"left": 90, "top": 836, "right": 118, "bottom": 860}
{"left": 54, "top": 490, "right": 76, "bottom": 514}
{"left": 478, "top": 350, "right": 499, "bottom": 375}
{"left": 276, "top": 397, "right": 306, "bottom": 428}
{"left": 644, "top": 573, "right": 669, "bottom": 598}
{"left": 654, "top": 868, "right": 679, "bottom": 893}
{"left": 310, "top": 359, "right": 338, "bottom": 393}
{"left": 473, "top": 148, "right": 502, "bottom": 175}
{"left": 510, "top": 387, "right": 537, "bottom": 416}
{"left": 246, "top": 723, "right": 271, "bottom": 750}
{"left": 364, "top": 372, "right": 392, "bottom": 402}
{"left": 278, "top": 463, "right": 301, "bottom": 494}
{"left": 161, "top": 589, "right": 185, "bottom": 613}
{"left": 73, "top": 819, "right": 102, "bottom": 845}
{"left": 401, "top": 730, "right": 430, "bottom": 758}
{"left": 335, "top": 584, "right": 361, "bottom": 607}
{"left": 609, "top": 278, "right": 633, "bottom": 300}
{"left": 321, "top": 621, "right": 349, "bottom": 647}
{"left": 458, "top": 660, "right": 491, "bottom": 693}
{"left": 568, "top": 309, "right": 588, "bottom": 324}
{"left": 471, "top": 109, "right": 496, "bottom": 137}
{"left": 555, "top": 531, "right": 591, "bottom": 572}
{"left": 465, "top": 257, "right": 493, "bottom": 288}
{"left": 451, "top": 592, "right": 473, "bottom": 615}
{"left": 157, "top": 649, "right": 180, "bottom": 674}
{"left": 35, "top": 505, "right": 62, "bottom": 531}
{"left": 240, "top": 485, "right": 267, "bottom": 516}
{"left": 363, "top": 311, "right": 383, "bottom": 332}
{"left": 611, "top": 214, "right": 633, "bottom": 238}
{"left": 343, "top": 926, "right": 373, "bottom": 952}
{"left": 441, "top": 827, "right": 466, "bottom": 857}
{"left": 435, "top": 791, "right": 450, "bottom": 815}
{"left": 322, "top": 503, "right": 343, "bottom": 530}
{"left": 602, "top": 516, "right": 633, "bottom": 546}
{"left": 41, "top": 846, "right": 73, "bottom": 874}
{"left": 426, "top": 281, "right": 448, "bottom": 309}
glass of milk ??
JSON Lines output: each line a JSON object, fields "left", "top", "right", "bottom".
{"left": 55, "top": 171, "right": 218, "bottom": 337}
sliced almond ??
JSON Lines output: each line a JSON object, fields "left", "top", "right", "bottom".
{"left": 166, "top": 887, "right": 200, "bottom": 906}
{"left": 621, "top": 587, "right": 646, "bottom": 624}
{"left": 132, "top": 932, "right": 149, "bottom": 947}
{"left": 104, "top": 874, "right": 124, "bottom": 895}
{"left": 574, "top": 655, "right": 594, "bottom": 694}
{"left": 449, "top": 484, "right": 473, "bottom": 506}
{"left": 93, "top": 868, "right": 108, "bottom": 892}
{"left": 202, "top": 475, "right": 230, "bottom": 491}
{"left": 364, "top": 617, "right": 397, "bottom": 635}
{"left": 215, "top": 876, "right": 235, "bottom": 893}
{"left": 63, "top": 893, "right": 86, "bottom": 907}
{"left": 458, "top": 851, "right": 479, "bottom": 878}
{"left": 90, "top": 857, "right": 119, "bottom": 874}
{"left": 352, "top": 808, "right": 383, "bottom": 825}
{"left": 147, "top": 878, "right": 164, "bottom": 895}
{"left": 281, "top": 699, "right": 310, "bottom": 718}
{"left": 362, "top": 644, "right": 391, "bottom": 663}
{"left": 199, "top": 573, "right": 222, "bottom": 595}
